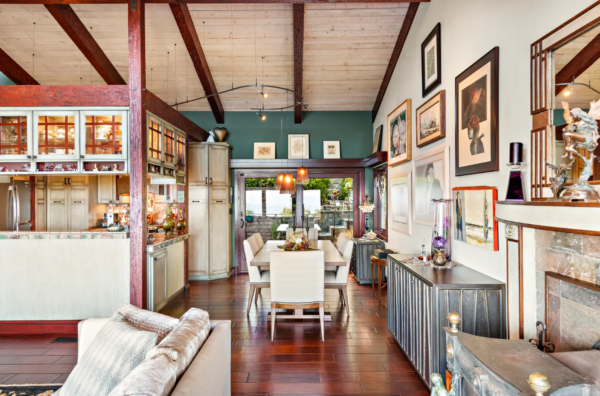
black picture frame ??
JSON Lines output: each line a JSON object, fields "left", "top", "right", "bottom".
{"left": 373, "top": 125, "right": 383, "bottom": 153}
{"left": 421, "top": 23, "right": 442, "bottom": 97}
{"left": 455, "top": 47, "right": 499, "bottom": 177}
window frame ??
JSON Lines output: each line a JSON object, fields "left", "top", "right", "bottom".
{"left": 373, "top": 164, "right": 388, "bottom": 242}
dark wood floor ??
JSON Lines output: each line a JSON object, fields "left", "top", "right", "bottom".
{"left": 0, "top": 274, "right": 428, "bottom": 395}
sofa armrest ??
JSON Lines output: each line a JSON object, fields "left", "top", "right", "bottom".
{"left": 78, "top": 317, "right": 110, "bottom": 362}
{"left": 171, "top": 320, "right": 231, "bottom": 396}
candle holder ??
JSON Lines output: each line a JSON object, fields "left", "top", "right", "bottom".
{"left": 506, "top": 162, "right": 526, "bottom": 201}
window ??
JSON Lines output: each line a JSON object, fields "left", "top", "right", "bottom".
{"left": 266, "top": 190, "right": 292, "bottom": 216}
{"left": 245, "top": 190, "right": 263, "bottom": 216}
{"left": 304, "top": 190, "right": 321, "bottom": 216}
{"left": 373, "top": 165, "right": 388, "bottom": 241}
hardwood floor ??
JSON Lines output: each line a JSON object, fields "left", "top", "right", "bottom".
{"left": 0, "top": 274, "right": 428, "bottom": 395}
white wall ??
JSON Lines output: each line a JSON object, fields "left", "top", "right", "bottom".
{"left": 375, "top": 0, "right": 595, "bottom": 282}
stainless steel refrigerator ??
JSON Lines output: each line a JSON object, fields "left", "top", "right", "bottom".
{"left": 0, "top": 178, "right": 31, "bottom": 231}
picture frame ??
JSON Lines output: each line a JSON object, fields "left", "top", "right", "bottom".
{"left": 288, "top": 134, "right": 309, "bottom": 159}
{"left": 455, "top": 47, "right": 499, "bottom": 176}
{"left": 323, "top": 140, "right": 341, "bottom": 159}
{"left": 416, "top": 90, "right": 446, "bottom": 148}
{"left": 387, "top": 99, "right": 411, "bottom": 166}
{"left": 452, "top": 186, "right": 499, "bottom": 251}
{"left": 412, "top": 145, "right": 450, "bottom": 226}
{"left": 390, "top": 171, "right": 412, "bottom": 235}
{"left": 253, "top": 142, "right": 276, "bottom": 159}
{"left": 421, "top": 23, "right": 442, "bottom": 97}
{"left": 373, "top": 125, "right": 383, "bottom": 153}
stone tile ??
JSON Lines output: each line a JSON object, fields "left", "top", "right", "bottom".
{"left": 552, "top": 232, "right": 583, "bottom": 255}
{"left": 571, "top": 255, "right": 595, "bottom": 283}
{"left": 536, "top": 230, "right": 553, "bottom": 249}
{"left": 560, "top": 299, "right": 600, "bottom": 351}
{"left": 536, "top": 270, "right": 545, "bottom": 292}
{"left": 536, "top": 290, "right": 545, "bottom": 322}
{"left": 547, "top": 293, "right": 561, "bottom": 351}
{"left": 535, "top": 248, "right": 573, "bottom": 275}
{"left": 548, "top": 276, "right": 560, "bottom": 296}
{"left": 596, "top": 259, "right": 600, "bottom": 286}
{"left": 583, "top": 235, "right": 600, "bottom": 259}
{"left": 560, "top": 280, "right": 600, "bottom": 312}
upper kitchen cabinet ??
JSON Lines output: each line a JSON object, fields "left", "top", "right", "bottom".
{"left": 0, "top": 111, "right": 32, "bottom": 161}
{"left": 33, "top": 111, "right": 79, "bottom": 161}
{"left": 176, "top": 131, "right": 186, "bottom": 176}
{"left": 188, "top": 143, "right": 230, "bottom": 186}
{"left": 146, "top": 113, "right": 185, "bottom": 180}
{"left": 80, "top": 111, "right": 127, "bottom": 161}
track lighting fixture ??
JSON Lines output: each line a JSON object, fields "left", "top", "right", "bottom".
{"left": 256, "top": 111, "right": 267, "bottom": 121}
{"left": 257, "top": 89, "right": 268, "bottom": 98}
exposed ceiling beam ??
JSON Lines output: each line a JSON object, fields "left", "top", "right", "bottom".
{"left": 372, "top": 2, "right": 419, "bottom": 122}
{"left": 170, "top": 3, "right": 224, "bottom": 124}
{"left": 45, "top": 4, "right": 126, "bottom": 85}
{"left": 293, "top": 3, "right": 304, "bottom": 124}
{"left": 0, "top": 47, "right": 39, "bottom": 85}
{"left": 0, "top": 85, "right": 128, "bottom": 107}
{"left": 2, "top": 0, "right": 430, "bottom": 4}
{"left": 555, "top": 32, "right": 600, "bottom": 96}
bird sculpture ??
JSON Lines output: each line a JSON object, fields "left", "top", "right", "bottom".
{"left": 545, "top": 161, "right": 573, "bottom": 199}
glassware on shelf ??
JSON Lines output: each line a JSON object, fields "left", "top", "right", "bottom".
{"left": 431, "top": 199, "right": 452, "bottom": 264}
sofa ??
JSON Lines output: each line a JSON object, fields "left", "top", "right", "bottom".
{"left": 77, "top": 316, "right": 231, "bottom": 396}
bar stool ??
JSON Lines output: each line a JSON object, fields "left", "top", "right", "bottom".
{"left": 370, "top": 255, "right": 387, "bottom": 302}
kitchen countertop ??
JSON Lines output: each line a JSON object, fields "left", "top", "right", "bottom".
{"left": 0, "top": 229, "right": 130, "bottom": 239}
{"left": 147, "top": 233, "right": 189, "bottom": 253}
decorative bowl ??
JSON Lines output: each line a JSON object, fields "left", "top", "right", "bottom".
{"left": 366, "top": 232, "right": 377, "bottom": 240}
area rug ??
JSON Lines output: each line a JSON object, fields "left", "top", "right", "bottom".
{"left": 0, "top": 384, "right": 62, "bottom": 396}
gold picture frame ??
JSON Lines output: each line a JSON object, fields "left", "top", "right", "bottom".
{"left": 387, "top": 99, "right": 411, "bottom": 166}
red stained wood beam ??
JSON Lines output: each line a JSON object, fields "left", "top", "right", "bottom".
{"left": 293, "top": 3, "right": 304, "bottom": 124}
{"left": 555, "top": 32, "right": 600, "bottom": 96}
{"left": 0, "top": 85, "right": 128, "bottom": 107}
{"left": 45, "top": 4, "right": 126, "bottom": 85}
{"left": 1, "top": 0, "right": 430, "bottom": 4}
{"left": 0, "top": 47, "right": 39, "bottom": 85}
{"left": 372, "top": 2, "right": 419, "bottom": 122}
{"left": 144, "top": 89, "right": 209, "bottom": 142}
{"left": 170, "top": 3, "right": 224, "bottom": 123}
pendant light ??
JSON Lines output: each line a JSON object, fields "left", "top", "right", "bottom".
{"left": 280, "top": 173, "right": 295, "bottom": 194}
{"left": 296, "top": 136, "right": 309, "bottom": 184}
{"left": 276, "top": 109, "right": 285, "bottom": 190}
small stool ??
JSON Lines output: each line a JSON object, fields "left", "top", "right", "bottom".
{"left": 370, "top": 255, "right": 387, "bottom": 302}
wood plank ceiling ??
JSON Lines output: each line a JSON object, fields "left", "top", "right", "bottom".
{"left": 0, "top": 3, "right": 410, "bottom": 113}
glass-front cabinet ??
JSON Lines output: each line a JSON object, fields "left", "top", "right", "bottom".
{"left": 0, "top": 111, "right": 31, "bottom": 161}
{"left": 34, "top": 111, "right": 79, "bottom": 160}
{"left": 80, "top": 111, "right": 127, "bottom": 160}
{"left": 176, "top": 131, "right": 186, "bottom": 176}
{"left": 147, "top": 113, "right": 185, "bottom": 180}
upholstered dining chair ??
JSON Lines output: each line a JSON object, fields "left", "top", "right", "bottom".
{"left": 286, "top": 228, "right": 318, "bottom": 241}
{"left": 325, "top": 239, "right": 354, "bottom": 316}
{"left": 243, "top": 239, "right": 270, "bottom": 315}
{"left": 270, "top": 250, "right": 325, "bottom": 341}
{"left": 251, "top": 233, "right": 264, "bottom": 249}
{"left": 336, "top": 233, "right": 350, "bottom": 253}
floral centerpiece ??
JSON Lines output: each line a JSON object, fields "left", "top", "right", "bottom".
{"left": 279, "top": 230, "right": 313, "bottom": 251}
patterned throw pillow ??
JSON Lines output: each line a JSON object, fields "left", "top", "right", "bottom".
{"left": 148, "top": 308, "right": 211, "bottom": 378}
{"left": 58, "top": 312, "right": 158, "bottom": 396}
{"left": 118, "top": 304, "right": 178, "bottom": 343}
{"left": 107, "top": 355, "right": 177, "bottom": 396}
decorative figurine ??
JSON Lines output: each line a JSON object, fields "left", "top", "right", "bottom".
{"left": 560, "top": 101, "right": 600, "bottom": 201}
{"left": 93, "top": 164, "right": 99, "bottom": 172}
{"left": 529, "top": 321, "right": 555, "bottom": 353}
{"left": 430, "top": 372, "right": 461, "bottom": 396}
{"left": 447, "top": 312, "right": 461, "bottom": 333}
{"left": 545, "top": 162, "right": 573, "bottom": 200}
{"left": 213, "top": 127, "right": 228, "bottom": 142}
{"left": 113, "top": 163, "right": 118, "bottom": 171}
{"left": 162, "top": 206, "right": 175, "bottom": 236}
{"left": 528, "top": 372, "right": 551, "bottom": 396}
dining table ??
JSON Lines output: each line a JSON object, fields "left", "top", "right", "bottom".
{"left": 250, "top": 239, "right": 346, "bottom": 321}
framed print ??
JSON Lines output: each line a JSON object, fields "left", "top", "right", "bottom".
{"left": 253, "top": 142, "right": 275, "bottom": 159}
{"left": 288, "top": 134, "right": 309, "bottom": 159}
{"left": 387, "top": 99, "right": 411, "bottom": 166}
{"left": 416, "top": 90, "right": 446, "bottom": 148}
{"left": 422, "top": 23, "right": 442, "bottom": 97}
{"left": 390, "top": 171, "right": 412, "bottom": 235}
{"left": 412, "top": 145, "right": 450, "bottom": 226}
{"left": 323, "top": 141, "right": 340, "bottom": 159}
{"left": 373, "top": 125, "right": 383, "bottom": 153}
{"left": 455, "top": 47, "right": 499, "bottom": 176}
{"left": 452, "top": 186, "right": 499, "bottom": 251}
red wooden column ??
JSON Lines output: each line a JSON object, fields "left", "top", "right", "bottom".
{"left": 128, "top": 0, "right": 148, "bottom": 309}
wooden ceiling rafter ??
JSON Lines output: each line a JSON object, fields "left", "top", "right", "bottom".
{"left": 293, "top": 3, "right": 304, "bottom": 124}
{"left": 555, "top": 32, "right": 600, "bottom": 96}
{"left": 371, "top": 1, "right": 419, "bottom": 121}
{"left": 45, "top": 4, "right": 126, "bottom": 85}
{"left": 170, "top": 3, "right": 224, "bottom": 123}
{"left": 0, "top": 47, "right": 39, "bottom": 85}
{"left": 0, "top": 85, "right": 128, "bottom": 106}
{"left": 1, "top": 0, "right": 430, "bottom": 4}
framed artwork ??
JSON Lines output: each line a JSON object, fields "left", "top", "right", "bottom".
{"left": 390, "top": 171, "right": 412, "bottom": 235}
{"left": 452, "top": 186, "right": 499, "bottom": 251}
{"left": 373, "top": 125, "right": 383, "bottom": 153}
{"left": 422, "top": 23, "right": 442, "bottom": 97}
{"left": 253, "top": 142, "right": 275, "bottom": 159}
{"left": 323, "top": 141, "right": 340, "bottom": 159}
{"left": 412, "top": 145, "right": 450, "bottom": 226}
{"left": 288, "top": 134, "right": 309, "bottom": 159}
{"left": 455, "top": 47, "right": 499, "bottom": 176}
{"left": 416, "top": 90, "right": 446, "bottom": 148}
{"left": 387, "top": 99, "right": 411, "bottom": 166}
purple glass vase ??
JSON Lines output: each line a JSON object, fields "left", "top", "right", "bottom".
{"left": 431, "top": 199, "right": 452, "bottom": 261}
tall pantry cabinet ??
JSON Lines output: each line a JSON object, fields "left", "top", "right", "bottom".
{"left": 188, "top": 143, "right": 232, "bottom": 280}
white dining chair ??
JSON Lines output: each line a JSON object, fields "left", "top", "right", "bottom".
{"left": 285, "top": 228, "right": 305, "bottom": 238}
{"left": 308, "top": 228, "right": 318, "bottom": 241}
{"left": 270, "top": 250, "right": 325, "bottom": 341}
{"left": 247, "top": 234, "right": 260, "bottom": 255}
{"left": 251, "top": 233, "right": 264, "bottom": 249}
{"left": 244, "top": 239, "right": 270, "bottom": 315}
{"left": 325, "top": 240, "right": 354, "bottom": 316}
{"left": 336, "top": 233, "right": 350, "bottom": 253}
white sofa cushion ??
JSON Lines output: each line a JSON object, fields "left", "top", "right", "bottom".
{"left": 107, "top": 354, "right": 178, "bottom": 396}
{"left": 59, "top": 312, "right": 158, "bottom": 396}
{"left": 118, "top": 304, "right": 179, "bottom": 343}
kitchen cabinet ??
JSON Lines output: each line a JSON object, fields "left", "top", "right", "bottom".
{"left": 33, "top": 111, "right": 80, "bottom": 160}
{"left": 147, "top": 113, "right": 185, "bottom": 181}
{"left": 210, "top": 188, "right": 230, "bottom": 276}
{"left": 0, "top": 111, "right": 32, "bottom": 161}
{"left": 35, "top": 183, "right": 46, "bottom": 231}
{"left": 47, "top": 176, "right": 88, "bottom": 186}
{"left": 188, "top": 144, "right": 208, "bottom": 185}
{"left": 148, "top": 250, "right": 168, "bottom": 312}
{"left": 176, "top": 131, "right": 186, "bottom": 176}
{"left": 166, "top": 242, "right": 184, "bottom": 298}
{"left": 98, "top": 175, "right": 117, "bottom": 204}
{"left": 46, "top": 184, "right": 89, "bottom": 231}
{"left": 189, "top": 186, "right": 209, "bottom": 278}
{"left": 79, "top": 111, "right": 127, "bottom": 161}
{"left": 188, "top": 143, "right": 230, "bottom": 186}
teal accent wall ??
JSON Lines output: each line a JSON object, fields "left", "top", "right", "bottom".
{"left": 554, "top": 109, "right": 589, "bottom": 126}
{"left": 0, "top": 72, "right": 15, "bottom": 86}
{"left": 182, "top": 110, "right": 374, "bottom": 267}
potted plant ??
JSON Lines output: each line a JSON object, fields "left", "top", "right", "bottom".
{"left": 246, "top": 210, "right": 254, "bottom": 223}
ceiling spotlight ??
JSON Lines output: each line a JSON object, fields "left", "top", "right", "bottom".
{"left": 257, "top": 90, "right": 268, "bottom": 99}
{"left": 256, "top": 111, "right": 267, "bottom": 121}
{"left": 564, "top": 85, "right": 572, "bottom": 96}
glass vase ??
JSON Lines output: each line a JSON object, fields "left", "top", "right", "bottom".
{"left": 431, "top": 199, "right": 452, "bottom": 262}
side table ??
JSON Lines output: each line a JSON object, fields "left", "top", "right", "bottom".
{"left": 370, "top": 255, "right": 387, "bottom": 302}
{"left": 351, "top": 237, "right": 385, "bottom": 285}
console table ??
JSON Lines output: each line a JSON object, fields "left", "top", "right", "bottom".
{"left": 351, "top": 237, "right": 385, "bottom": 285}
{"left": 387, "top": 254, "right": 506, "bottom": 388}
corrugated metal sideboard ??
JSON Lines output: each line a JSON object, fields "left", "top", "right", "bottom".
{"left": 387, "top": 254, "right": 506, "bottom": 388}
{"left": 351, "top": 237, "right": 385, "bottom": 285}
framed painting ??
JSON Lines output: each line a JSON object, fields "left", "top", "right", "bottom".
{"left": 253, "top": 142, "right": 275, "bottom": 159}
{"left": 455, "top": 47, "right": 499, "bottom": 176}
{"left": 416, "top": 90, "right": 446, "bottom": 148}
{"left": 288, "top": 134, "right": 309, "bottom": 159}
{"left": 373, "top": 125, "right": 383, "bottom": 153}
{"left": 388, "top": 99, "right": 411, "bottom": 166}
{"left": 390, "top": 171, "right": 412, "bottom": 235}
{"left": 452, "top": 186, "right": 499, "bottom": 251}
{"left": 323, "top": 141, "right": 340, "bottom": 159}
{"left": 412, "top": 145, "right": 450, "bottom": 226}
{"left": 422, "top": 23, "right": 442, "bottom": 97}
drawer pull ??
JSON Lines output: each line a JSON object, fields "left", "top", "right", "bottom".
{"left": 73, "top": 201, "right": 83, "bottom": 203}
{"left": 215, "top": 200, "right": 223, "bottom": 203}
{"left": 53, "top": 201, "right": 63, "bottom": 204}
{"left": 192, "top": 200, "right": 200, "bottom": 203}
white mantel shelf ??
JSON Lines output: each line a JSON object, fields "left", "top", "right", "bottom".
{"left": 495, "top": 201, "right": 600, "bottom": 236}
